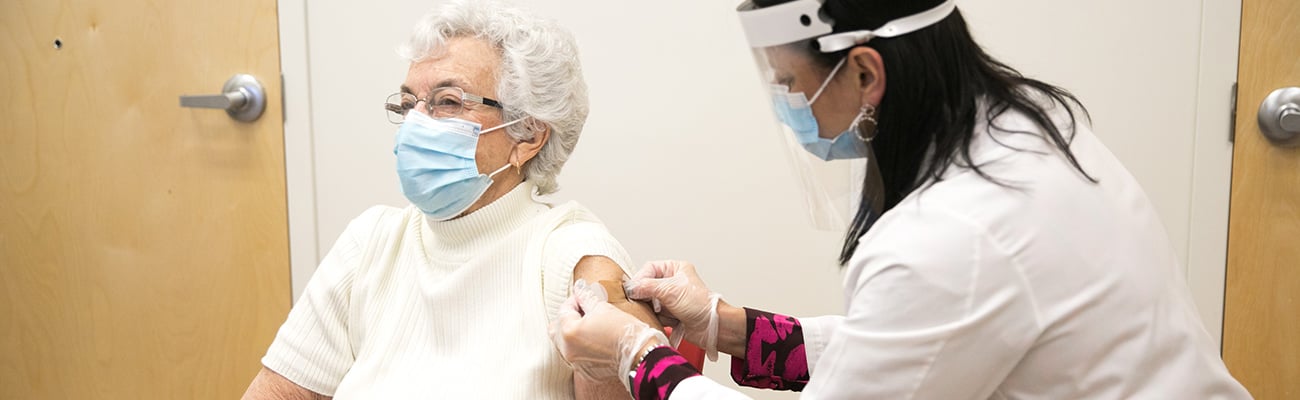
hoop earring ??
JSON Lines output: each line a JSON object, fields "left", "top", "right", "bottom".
{"left": 856, "top": 103, "right": 879, "bottom": 142}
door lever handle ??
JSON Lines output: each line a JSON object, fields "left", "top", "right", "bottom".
{"left": 180, "top": 91, "right": 248, "bottom": 110}
{"left": 179, "top": 74, "right": 266, "bottom": 122}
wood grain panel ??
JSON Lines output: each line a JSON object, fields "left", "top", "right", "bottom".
{"left": 0, "top": 0, "right": 291, "bottom": 398}
{"left": 1223, "top": 0, "right": 1300, "bottom": 397}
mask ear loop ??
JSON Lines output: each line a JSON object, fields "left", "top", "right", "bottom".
{"left": 480, "top": 117, "right": 525, "bottom": 135}
{"left": 486, "top": 116, "right": 533, "bottom": 179}
{"left": 486, "top": 162, "right": 514, "bottom": 179}
{"left": 808, "top": 56, "right": 848, "bottom": 105}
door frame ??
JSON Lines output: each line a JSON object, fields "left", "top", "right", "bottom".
{"left": 278, "top": 0, "right": 320, "bottom": 299}
{"left": 273, "top": 0, "right": 1244, "bottom": 346}
{"left": 1186, "top": 0, "right": 1242, "bottom": 346}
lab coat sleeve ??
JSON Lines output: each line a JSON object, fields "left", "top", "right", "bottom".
{"left": 801, "top": 205, "right": 1042, "bottom": 399}
{"left": 797, "top": 315, "right": 845, "bottom": 376}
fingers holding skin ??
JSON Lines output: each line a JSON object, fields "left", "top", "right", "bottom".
{"left": 553, "top": 280, "right": 668, "bottom": 383}
{"left": 627, "top": 261, "right": 727, "bottom": 352}
{"left": 631, "top": 260, "right": 691, "bottom": 281}
{"left": 630, "top": 261, "right": 669, "bottom": 281}
{"left": 626, "top": 260, "right": 697, "bottom": 297}
{"left": 623, "top": 277, "right": 669, "bottom": 303}
{"left": 560, "top": 262, "right": 719, "bottom": 373}
{"left": 551, "top": 294, "right": 582, "bottom": 348}
{"left": 626, "top": 266, "right": 666, "bottom": 311}
{"left": 572, "top": 278, "right": 609, "bottom": 307}
{"left": 555, "top": 295, "right": 581, "bottom": 324}
{"left": 549, "top": 308, "right": 577, "bottom": 375}
{"left": 628, "top": 262, "right": 679, "bottom": 312}
{"left": 631, "top": 259, "right": 691, "bottom": 281}
{"left": 553, "top": 282, "right": 606, "bottom": 346}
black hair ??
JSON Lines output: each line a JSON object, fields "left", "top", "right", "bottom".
{"left": 754, "top": 0, "right": 1094, "bottom": 265}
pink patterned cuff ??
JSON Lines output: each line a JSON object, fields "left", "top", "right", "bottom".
{"left": 730, "top": 308, "right": 810, "bottom": 391}
{"left": 632, "top": 346, "right": 702, "bottom": 400}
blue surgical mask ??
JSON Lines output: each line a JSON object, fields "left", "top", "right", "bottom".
{"left": 394, "top": 111, "right": 522, "bottom": 221}
{"left": 770, "top": 57, "right": 871, "bottom": 161}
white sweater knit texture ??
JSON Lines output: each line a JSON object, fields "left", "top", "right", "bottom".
{"left": 262, "top": 183, "right": 633, "bottom": 398}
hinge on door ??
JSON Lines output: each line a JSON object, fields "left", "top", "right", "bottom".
{"left": 1229, "top": 82, "right": 1238, "bottom": 143}
{"left": 281, "top": 73, "right": 287, "bottom": 124}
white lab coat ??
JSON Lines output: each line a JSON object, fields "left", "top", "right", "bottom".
{"left": 671, "top": 105, "right": 1252, "bottom": 399}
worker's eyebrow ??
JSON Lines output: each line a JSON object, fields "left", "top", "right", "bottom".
{"left": 399, "top": 84, "right": 414, "bottom": 95}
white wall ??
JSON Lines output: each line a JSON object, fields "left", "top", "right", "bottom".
{"left": 280, "top": 0, "right": 1238, "bottom": 397}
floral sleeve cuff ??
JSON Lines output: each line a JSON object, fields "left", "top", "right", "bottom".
{"left": 730, "top": 307, "right": 810, "bottom": 391}
{"left": 632, "top": 346, "right": 703, "bottom": 400}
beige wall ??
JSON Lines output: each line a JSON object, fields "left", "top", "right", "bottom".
{"left": 278, "top": 0, "right": 1239, "bottom": 397}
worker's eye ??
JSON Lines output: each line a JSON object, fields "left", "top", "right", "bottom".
{"left": 774, "top": 76, "right": 795, "bottom": 88}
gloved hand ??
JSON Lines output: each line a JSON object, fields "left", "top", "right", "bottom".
{"left": 551, "top": 279, "right": 669, "bottom": 385}
{"left": 624, "top": 260, "right": 723, "bottom": 361}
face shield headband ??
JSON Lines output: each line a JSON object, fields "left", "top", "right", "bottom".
{"left": 737, "top": 0, "right": 958, "bottom": 52}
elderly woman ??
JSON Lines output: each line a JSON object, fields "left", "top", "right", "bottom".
{"left": 241, "top": 1, "right": 658, "bottom": 398}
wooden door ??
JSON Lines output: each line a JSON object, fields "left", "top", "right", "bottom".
{"left": 0, "top": 0, "right": 290, "bottom": 398}
{"left": 1223, "top": 0, "right": 1300, "bottom": 397}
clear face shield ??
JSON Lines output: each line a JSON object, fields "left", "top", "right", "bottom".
{"left": 735, "top": 0, "right": 957, "bottom": 230}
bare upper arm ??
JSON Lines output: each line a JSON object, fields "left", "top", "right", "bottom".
{"left": 573, "top": 256, "right": 663, "bottom": 331}
{"left": 242, "top": 367, "right": 331, "bottom": 400}
{"left": 572, "top": 256, "right": 660, "bottom": 400}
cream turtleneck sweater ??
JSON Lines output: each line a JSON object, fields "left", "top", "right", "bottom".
{"left": 261, "top": 183, "right": 633, "bottom": 398}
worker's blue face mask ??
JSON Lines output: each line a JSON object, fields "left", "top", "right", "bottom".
{"left": 770, "top": 57, "right": 871, "bottom": 161}
{"left": 394, "top": 110, "right": 521, "bottom": 221}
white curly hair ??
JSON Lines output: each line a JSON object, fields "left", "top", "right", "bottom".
{"left": 397, "top": 0, "right": 589, "bottom": 195}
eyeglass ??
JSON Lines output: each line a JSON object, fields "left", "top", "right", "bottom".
{"left": 384, "top": 86, "right": 506, "bottom": 124}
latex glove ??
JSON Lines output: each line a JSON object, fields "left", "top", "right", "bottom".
{"left": 551, "top": 279, "right": 669, "bottom": 385}
{"left": 624, "top": 260, "right": 723, "bottom": 361}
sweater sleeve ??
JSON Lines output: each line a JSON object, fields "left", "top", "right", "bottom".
{"left": 540, "top": 221, "right": 634, "bottom": 322}
{"left": 260, "top": 206, "right": 389, "bottom": 395}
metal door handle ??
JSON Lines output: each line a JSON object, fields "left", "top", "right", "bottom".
{"left": 1280, "top": 107, "right": 1300, "bottom": 132}
{"left": 1258, "top": 87, "right": 1300, "bottom": 147}
{"left": 179, "top": 74, "right": 266, "bottom": 122}
{"left": 180, "top": 92, "right": 247, "bottom": 109}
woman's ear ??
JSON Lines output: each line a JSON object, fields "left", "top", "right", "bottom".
{"left": 848, "top": 46, "right": 886, "bottom": 107}
{"left": 510, "top": 119, "right": 550, "bottom": 168}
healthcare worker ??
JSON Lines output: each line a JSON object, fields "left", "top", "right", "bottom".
{"left": 550, "top": 0, "right": 1254, "bottom": 399}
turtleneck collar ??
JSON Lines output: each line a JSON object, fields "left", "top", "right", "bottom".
{"left": 419, "top": 182, "right": 549, "bottom": 261}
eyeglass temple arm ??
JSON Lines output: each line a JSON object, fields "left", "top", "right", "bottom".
{"left": 463, "top": 92, "right": 504, "bottom": 109}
